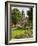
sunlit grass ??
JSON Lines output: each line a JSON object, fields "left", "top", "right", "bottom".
{"left": 10, "top": 27, "right": 33, "bottom": 39}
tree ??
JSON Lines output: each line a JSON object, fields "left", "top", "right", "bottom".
{"left": 22, "top": 10, "right": 25, "bottom": 16}
{"left": 20, "top": 10, "right": 28, "bottom": 28}
{"left": 27, "top": 8, "right": 33, "bottom": 28}
{"left": 27, "top": 8, "right": 33, "bottom": 23}
{"left": 11, "top": 8, "right": 21, "bottom": 25}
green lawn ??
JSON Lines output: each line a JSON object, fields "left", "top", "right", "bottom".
{"left": 10, "top": 27, "right": 33, "bottom": 39}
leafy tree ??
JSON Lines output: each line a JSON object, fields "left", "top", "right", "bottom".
{"left": 11, "top": 8, "right": 21, "bottom": 25}
{"left": 27, "top": 8, "right": 33, "bottom": 23}
{"left": 27, "top": 8, "right": 33, "bottom": 28}
{"left": 22, "top": 10, "right": 25, "bottom": 16}
{"left": 27, "top": 8, "right": 33, "bottom": 22}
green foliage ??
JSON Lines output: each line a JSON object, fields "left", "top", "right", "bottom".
{"left": 10, "top": 27, "right": 33, "bottom": 39}
{"left": 27, "top": 8, "right": 33, "bottom": 23}
{"left": 11, "top": 8, "right": 21, "bottom": 25}
{"left": 10, "top": 8, "right": 33, "bottom": 39}
{"left": 22, "top": 10, "right": 25, "bottom": 16}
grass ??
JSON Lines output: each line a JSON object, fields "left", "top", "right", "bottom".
{"left": 10, "top": 27, "right": 33, "bottom": 39}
